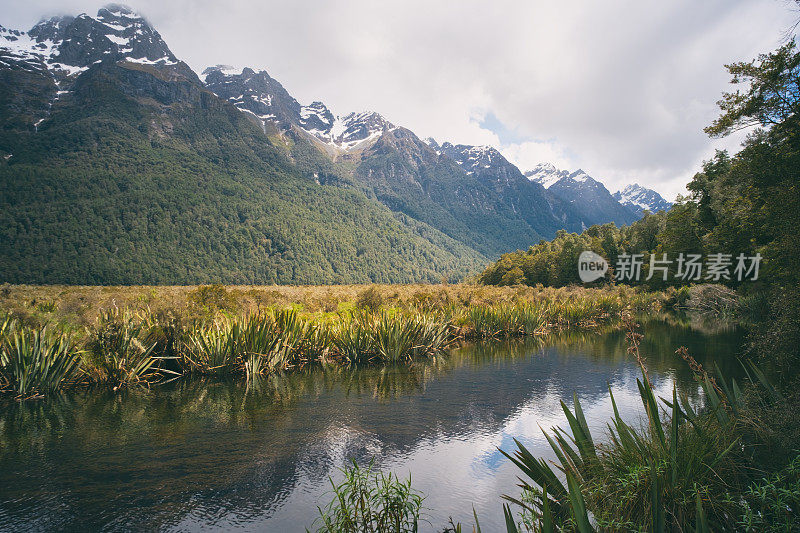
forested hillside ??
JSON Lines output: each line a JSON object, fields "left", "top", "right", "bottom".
{"left": 0, "top": 5, "right": 658, "bottom": 285}
{"left": 0, "top": 59, "right": 485, "bottom": 284}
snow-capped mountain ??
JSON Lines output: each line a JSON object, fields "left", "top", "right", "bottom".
{"left": 613, "top": 184, "right": 672, "bottom": 216}
{"left": 423, "top": 141, "right": 584, "bottom": 235}
{"left": 0, "top": 5, "right": 182, "bottom": 79}
{"left": 202, "top": 65, "right": 393, "bottom": 151}
{"left": 200, "top": 65, "right": 651, "bottom": 233}
{"left": 0, "top": 2, "right": 658, "bottom": 279}
{"left": 0, "top": 4, "right": 195, "bottom": 131}
{"left": 525, "top": 162, "right": 569, "bottom": 189}
{"left": 524, "top": 163, "right": 639, "bottom": 227}
{"left": 437, "top": 143, "right": 503, "bottom": 175}
{"left": 201, "top": 66, "right": 302, "bottom": 130}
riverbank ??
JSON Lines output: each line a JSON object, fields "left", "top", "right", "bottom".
{"left": 0, "top": 284, "right": 673, "bottom": 398}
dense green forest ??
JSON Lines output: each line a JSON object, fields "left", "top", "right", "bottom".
{"left": 0, "top": 62, "right": 486, "bottom": 284}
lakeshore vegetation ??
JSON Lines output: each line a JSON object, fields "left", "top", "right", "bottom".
{"left": 0, "top": 283, "right": 668, "bottom": 399}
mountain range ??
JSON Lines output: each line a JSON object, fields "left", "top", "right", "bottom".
{"left": 525, "top": 163, "right": 672, "bottom": 227}
{"left": 0, "top": 5, "right": 672, "bottom": 284}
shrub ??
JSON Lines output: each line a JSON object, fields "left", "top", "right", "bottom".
{"left": 356, "top": 286, "right": 384, "bottom": 312}
{"left": 187, "top": 284, "right": 239, "bottom": 317}
{"left": 34, "top": 300, "right": 57, "bottom": 313}
{"left": 685, "top": 284, "right": 739, "bottom": 317}
{"left": 736, "top": 453, "right": 800, "bottom": 532}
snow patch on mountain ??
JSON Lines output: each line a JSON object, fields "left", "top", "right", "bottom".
{"left": 570, "top": 169, "right": 591, "bottom": 183}
{"left": 441, "top": 144, "right": 503, "bottom": 174}
{"left": 613, "top": 184, "right": 672, "bottom": 215}
{"left": 199, "top": 64, "right": 241, "bottom": 83}
{"left": 525, "top": 163, "right": 569, "bottom": 188}
{"left": 297, "top": 105, "right": 393, "bottom": 149}
{"left": 0, "top": 4, "right": 179, "bottom": 84}
{"left": 203, "top": 64, "right": 395, "bottom": 152}
{"left": 0, "top": 25, "right": 57, "bottom": 73}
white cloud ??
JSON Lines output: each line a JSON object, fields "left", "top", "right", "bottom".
{"left": 2, "top": 0, "right": 797, "bottom": 200}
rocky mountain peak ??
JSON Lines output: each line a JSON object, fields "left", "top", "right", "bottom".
{"left": 1, "top": 4, "right": 179, "bottom": 83}
{"left": 333, "top": 111, "right": 392, "bottom": 147}
{"left": 422, "top": 137, "right": 441, "bottom": 153}
{"left": 202, "top": 65, "right": 302, "bottom": 130}
{"left": 202, "top": 65, "right": 393, "bottom": 151}
{"left": 437, "top": 142, "right": 506, "bottom": 175}
{"left": 566, "top": 169, "right": 601, "bottom": 187}
{"left": 613, "top": 184, "right": 672, "bottom": 216}
{"left": 525, "top": 162, "right": 569, "bottom": 188}
{"left": 299, "top": 101, "right": 335, "bottom": 134}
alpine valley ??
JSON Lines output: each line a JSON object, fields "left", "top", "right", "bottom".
{"left": 0, "top": 4, "right": 672, "bottom": 284}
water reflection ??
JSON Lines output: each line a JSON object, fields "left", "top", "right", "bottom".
{"left": 0, "top": 321, "right": 745, "bottom": 532}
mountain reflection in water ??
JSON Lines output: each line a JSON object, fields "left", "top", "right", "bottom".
{"left": 0, "top": 321, "right": 744, "bottom": 532}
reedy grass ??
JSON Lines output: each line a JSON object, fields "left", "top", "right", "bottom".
{"left": 0, "top": 287, "right": 663, "bottom": 397}
{"left": 0, "top": 283, "right": 669, "bottom": 329}
{"left": 84, "top": 308, "right": 161, "bottom": 387}
{"left": 312, "top": 459, "right": 424, "bottom": 533}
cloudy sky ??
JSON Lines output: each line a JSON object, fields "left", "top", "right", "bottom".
{"left": 2, "top": 0, "right": 798, "bottom": 199}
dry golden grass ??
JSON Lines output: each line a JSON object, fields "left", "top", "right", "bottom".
{"left": 0, "top": 282, "right": 660, "bottom": 329}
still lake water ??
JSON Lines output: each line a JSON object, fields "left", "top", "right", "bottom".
{"left": 0, "top": 320, "right": 744, "bottom": 532}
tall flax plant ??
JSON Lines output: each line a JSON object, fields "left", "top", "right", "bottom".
{"left": 239, "top": 312, "right": 292, "bottom": 375}
{"left": 465, "top": 305, "right": 511, "bottom": 338}
{"left": 332, "top": 311, "right": 376, "bottom": 364}
{"left": 464, "top": 304, "right": 546, "bottom": 338}
{"left": 501, "top": 379, "right": 740, "bottom": 531}
{"left": 185, "top": 310, "right": 329, "bottom": 377}
{"left": 184, "top": 318, "right": 241, "bottom": 375}
{"left": 85, "top": 308, "right": 160, "bottom": 387}
{"left": 139, "top": 307, "right": 187, "bottom": 371}
{"left": 272, "top": 309, "right": 329, "bottom": 364}
{"left": 0, "top": 320, "right": 80, "bottom": 397}
{"left": 518, "top": 303, "right": 548, "bottom": 334}
{"left": 498, "top": 326, "right": 761, "bottom": 532}
{"left": 409, "top": 312, "right": 455, "bottom": 356}
{"left": 373, "top": 311, "right": 417, "bottom": 362}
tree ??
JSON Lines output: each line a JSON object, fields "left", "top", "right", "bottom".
{"left": 705, "top": 40, "right": 800, "bottom": 138}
